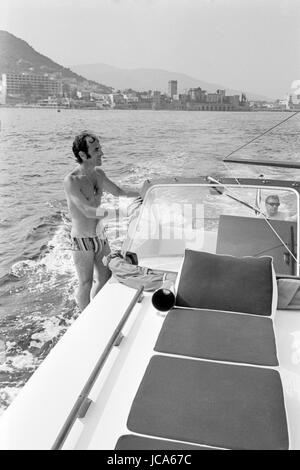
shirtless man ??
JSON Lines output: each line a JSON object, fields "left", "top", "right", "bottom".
{"left": 64, "top": 131, "right": 140, "bottom": 311}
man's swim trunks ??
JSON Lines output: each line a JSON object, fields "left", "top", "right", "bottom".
{"left": 71, "top": 235, "right": 108, "bottom": 253}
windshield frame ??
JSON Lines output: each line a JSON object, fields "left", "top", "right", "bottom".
{"left": 124, "top": 180, "right": 300, "bottom": 276}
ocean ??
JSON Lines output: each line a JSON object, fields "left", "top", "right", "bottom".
{"left": 0, "top": 108, "right": 299, "bottom": 415}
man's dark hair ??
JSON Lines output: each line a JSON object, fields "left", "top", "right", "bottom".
{"left": 265, "top": 194, "right": 280, "bottom": 204}
{"left": 72, "top": 131, "right": 97, "bottom": 164}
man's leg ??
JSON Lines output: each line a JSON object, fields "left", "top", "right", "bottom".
{"left": 72, "top": 250, "right": 95, "bottom": 311}
{"left": 91, "top": 238, "right": 112, "bottom": 299}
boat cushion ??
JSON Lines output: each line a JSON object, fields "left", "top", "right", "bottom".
{"left": 154, "top": 308, "right": 278, "bottom": 366}
{"left": 216, "top": 214, "right": 297, "bottom": 276}
{"left": 127, "top": 355, "right": 289, "bottom": 450}
{"left": 115, "top": 435, "right": 211, "bottom": 450}
{"left": 175, "top": 249, "right": 275, "bottom": 316}
{"left": 277, "top": 278, "right": 300, "bottom": 309}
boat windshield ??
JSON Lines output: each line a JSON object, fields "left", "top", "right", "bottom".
{"left": 126, "top": 183, "right": 299, "bottom": 276}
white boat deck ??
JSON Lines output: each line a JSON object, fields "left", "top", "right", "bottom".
{"left": 0, "top": 269, "right": 299, "bottom": 449}
{"left": 0, "top": 222, "right": 299, "bottom": 450}
{"left": 72, "top": 302, "right": 300, "bottom": 450}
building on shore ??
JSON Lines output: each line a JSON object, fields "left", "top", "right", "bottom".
{"left": 35, "top": 97, "right": 70, "bottom": 108}
{"left": 0, "top": 72, "right": 62, "bottom": 104}
{"left": 250, "top": 93, "right": 300, "bottom": 111}
{"left": 0, "top": 74, "right": 251, "bottom": 111}
{"left": 152, "top": 90, "right": 161, "bottom": 109}
{"left": 168, "top": 80, "right": 178, "bottom": 99}
{"left": 289, "top": 82, "right": 300, "bottom": 109}
{"left": 181, "top": 85, "right": 246, "bottom": 111}
{"left": 188, "top": 87, "right": 207, "bottom": 102}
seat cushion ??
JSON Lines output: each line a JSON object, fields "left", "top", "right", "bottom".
{"left": 127, "top": 355, "right": 289, "bottom": 450}
{"left": 115, "top": 435, "right": 211, "bottom": 450}
{"left": 155, "top": 308, "right": 278, "bottom": 366}
{"left": 176, "top": 250, "right": 275, "bottom": 316}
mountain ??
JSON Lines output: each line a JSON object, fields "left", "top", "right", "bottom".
{"left": 0, "top": 31, "right": 112, "bottom": 93}
{"left": 71, "top": 63, "right": 270, "bottom": 101}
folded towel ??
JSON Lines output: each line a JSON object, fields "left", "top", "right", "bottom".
{"left": 277, "top": 278, "right": 300, "bottom": 309}
{"left": 106, "top": 255, "right": 177, "bottom": 292}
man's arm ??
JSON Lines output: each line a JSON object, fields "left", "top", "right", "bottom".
{"left": 64, "top": 176, "right": 104, "bottom": 219}
{"left": 99, "top": 169, "right": 140, "bottom": 198}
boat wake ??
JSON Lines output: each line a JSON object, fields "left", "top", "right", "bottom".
{"left": 0, "top": 195, "right": 133, "bottom": 416}
{"left": 0, "top": 212, "right": 80, "bottom": 416}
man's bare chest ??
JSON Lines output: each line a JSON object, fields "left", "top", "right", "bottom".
{"left": 79, "top": 176, "right": 103, "bottom": 202}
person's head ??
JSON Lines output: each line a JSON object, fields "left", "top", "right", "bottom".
{"left": 265, "top": 194, "right": 280, "bottom": 217}
{"left": 72, "top": 131, "right": 103, "bottom": 166}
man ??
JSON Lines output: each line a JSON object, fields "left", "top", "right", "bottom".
{"left": 262, "top": 194, "right": 296, "bottom": 221}
{"left": 264, "top": 195, "right": 282, "bottom": 219}
{"left": 64, "top": 131, "right": 141, "bottom": 311}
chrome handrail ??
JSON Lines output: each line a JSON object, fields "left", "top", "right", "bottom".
{"left": 51, "top": 286, "right": 144, "bottom": 450}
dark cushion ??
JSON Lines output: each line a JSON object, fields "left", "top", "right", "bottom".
{"left": 155, "top": 308, "right": 278, "bottom": 366}
{"left": 115, "top": 435, "right": 212, "bottom": 450}
{"left": 176, "top": 250, "right": 274, "bottom": 316}
{"left": 127, "top": 355, "right": 289, "bottom": 450}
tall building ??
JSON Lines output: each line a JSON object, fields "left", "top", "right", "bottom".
{"left": 168, "top": 80, "right": 177, "bottom": 99}
{"left": 152, "top": 90, "right": 161, "bottom": 109}
{"left": 207, "top": 93, "right": 219, "bottom": 103}
{"left": 0, "top": 79, "right": 5, "bottom": 104}
{"left": 188, "top": 87, "right": 207, "bottom": 102}
{"left": 291, "top": 80, "right": 300, "bottom": 105}
{"left": 0, "top": 72, "right": 62, "bottom": 103}
{"left": 216, "top": 89, "right": 226, "bottom": 103}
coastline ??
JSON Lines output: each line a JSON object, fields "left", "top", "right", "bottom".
{"left": 0, "top": 104, "right": 296, "bottom": 112}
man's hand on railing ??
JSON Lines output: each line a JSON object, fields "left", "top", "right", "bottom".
{"left": 128, "top": 196, "right": 143, "bottom": 218}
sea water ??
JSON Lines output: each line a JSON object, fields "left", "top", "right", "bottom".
{"left": 0, "top": 107, "right": 299, "bottom": 415}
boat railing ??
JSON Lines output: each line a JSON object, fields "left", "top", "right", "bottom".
{"left": 51, "top": 286, "right": 144, "bottom": 450}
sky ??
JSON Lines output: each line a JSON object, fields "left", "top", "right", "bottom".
{"left": 0, "top": 0, "right": 299, "bottom": 99}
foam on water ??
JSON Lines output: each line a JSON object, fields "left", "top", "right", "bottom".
{"left": 0, "top": 387, "right": 21, "bottom": 417}
{"left": 0, "top": 216, "right": 81, "bottom": 414}
{"left": 0, "top": 193, "right": 133, "bottom": 415}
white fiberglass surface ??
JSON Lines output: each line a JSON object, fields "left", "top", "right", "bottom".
{"left": 126, "top": 184, "right": 299, "bottom": 276}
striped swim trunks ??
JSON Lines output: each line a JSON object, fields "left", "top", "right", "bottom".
{"left": 71, "top": 235, "right": 107, "bottom": 253}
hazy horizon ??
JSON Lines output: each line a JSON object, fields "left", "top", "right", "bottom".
{"left": 0, "top": 0, "right": 299, "bottom": 99}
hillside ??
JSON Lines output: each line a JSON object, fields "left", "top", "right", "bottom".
{"left": 0, "top": 31, "right": 112, "bottom": 93}
{"left": 71, "top": 63, "right": 270, "bottom": 101}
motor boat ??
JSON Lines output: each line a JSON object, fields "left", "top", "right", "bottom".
{"left": 0, "top": 175, "right": 299, "bottom": 450}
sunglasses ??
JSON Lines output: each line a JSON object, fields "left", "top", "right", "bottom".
{"left": 267, "top": 202, "right": 280, "bottom": 207}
